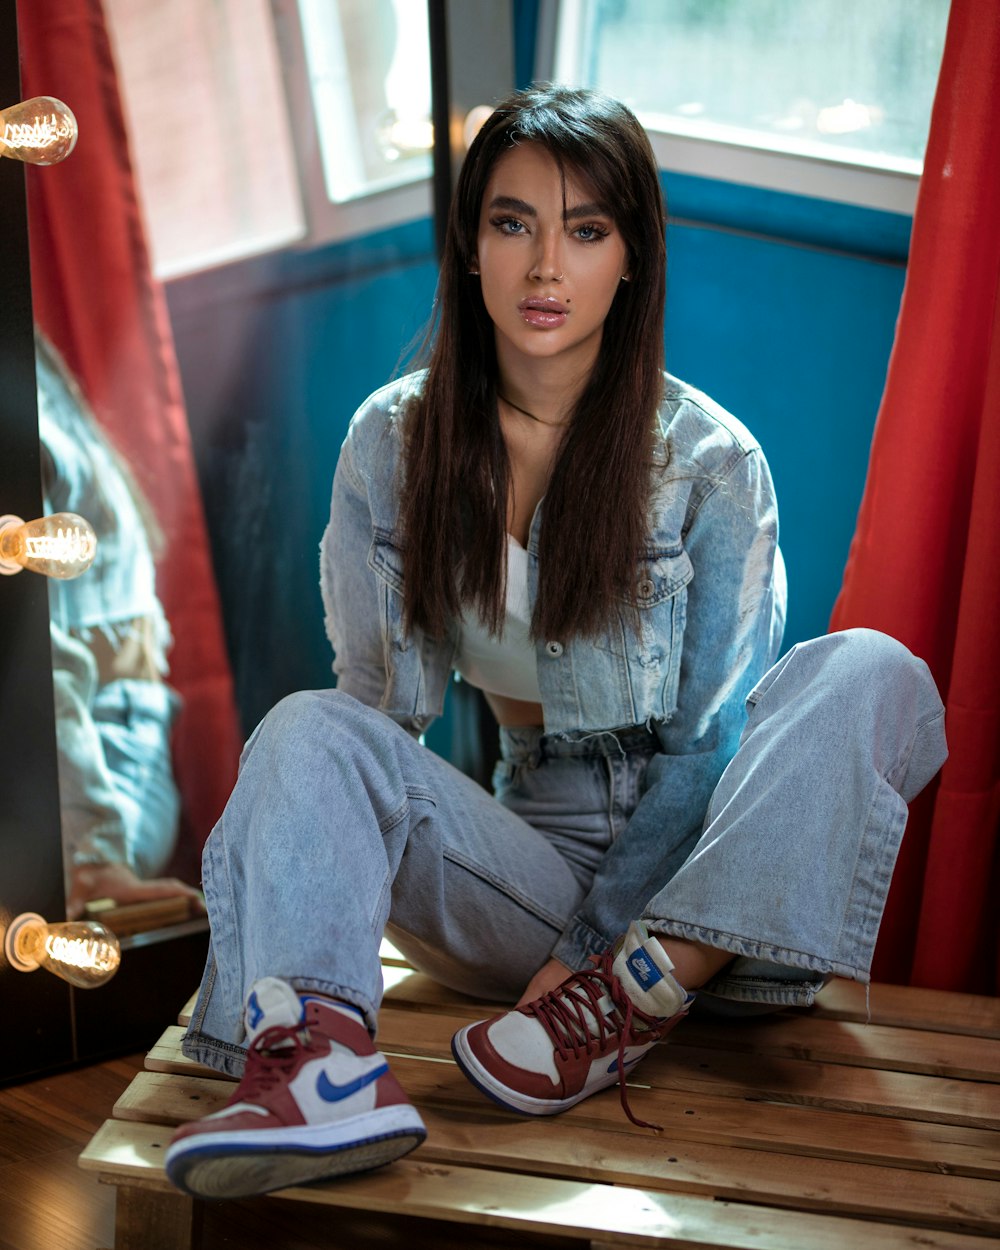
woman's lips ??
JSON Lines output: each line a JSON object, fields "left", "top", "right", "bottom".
{"left": 518, "top": 297, "right": 567, "bottom": 328}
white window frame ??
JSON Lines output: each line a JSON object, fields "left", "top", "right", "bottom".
{"left": 538, "top": 0, "right": 922, "bottom": 216}
{"left": 271, "top": 0, "right": 432, "bottom": 251}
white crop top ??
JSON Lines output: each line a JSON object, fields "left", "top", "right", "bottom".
{"left": 453, "top": 536, "right": 542, "bottom": 702}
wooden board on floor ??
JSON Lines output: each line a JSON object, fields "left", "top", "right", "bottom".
{"left": 79, "top": 965, "right": 1000, "bottom": 1250}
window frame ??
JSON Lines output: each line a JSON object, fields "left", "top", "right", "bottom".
{"left": 270, "top": 0, "right": 432, "bottom": 252}
{"left": 537, "top": 0, "right": 925, "bottom": 217}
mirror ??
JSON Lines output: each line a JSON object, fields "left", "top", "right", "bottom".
{"left": 18, "top": 0, "right": 448, "bottom": 937}
{"left": 16, "top": 3, "right": 249, "bottom": 936}
{"left": 36, "top": 331, "right": 195, "bottom": 926}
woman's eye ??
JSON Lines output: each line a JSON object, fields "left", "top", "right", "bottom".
{"left": 493, "top": 217, "right": 526, "bottom": 235}
{"left": 575, "top": 223, "right": 608, "bottom": 242}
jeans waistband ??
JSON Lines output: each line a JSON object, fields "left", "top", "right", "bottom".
{"left": 499, "top": 724, "right": 659, "bottom": 766}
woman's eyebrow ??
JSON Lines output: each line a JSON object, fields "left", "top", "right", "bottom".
{"left": 488, "top": 195, "right": 536, "bottom": 216}
{"left": 564, "top": 201, "right": 610, "bottom": 220}
{"left": 487, "top": 195, "right": 611, "bottom": 221}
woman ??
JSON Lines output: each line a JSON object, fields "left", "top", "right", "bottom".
{"left": 36, "top": 332, "right": 200, "bottom": 920}
{"left": 165, "top": 86, "right": 946, "bottom": 1199}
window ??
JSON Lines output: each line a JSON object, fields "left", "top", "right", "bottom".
{"left": 104, "top": 0, "right": 306, "bottom": 279}
{"left": 297, "top": 0, "right": 432, "bottom": 203}
{"left": 547, "top": 0, "right": 951, "bottom": 213}
{"left": 104, "top": 0, "right": 433, "bottom": 279}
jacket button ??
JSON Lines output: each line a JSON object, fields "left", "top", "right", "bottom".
{"left": 638, "top": 577, "right": 655, "bottom": 598}
{"left": 544, "top": 640, "right": 564, "bottom": 657}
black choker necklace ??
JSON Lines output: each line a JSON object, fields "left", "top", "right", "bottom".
{"left": 498, "top": 393, "right": 568, "bottom": 427}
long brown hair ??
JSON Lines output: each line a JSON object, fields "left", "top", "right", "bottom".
{"left": 401, "top": 85, "right": 666, "bottom": 642}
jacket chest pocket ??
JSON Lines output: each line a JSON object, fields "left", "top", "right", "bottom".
{"left": 600, "top": 547, "right": 693, "bottom": 721}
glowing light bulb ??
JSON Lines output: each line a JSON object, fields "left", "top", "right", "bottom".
{"left": 4, "top": 912, "right": 121, "bottom": 988}
{"left": 375, "top": 109, "right": 434, "bottom": 162}
{"left": 0, "top": 97, "right": 78, "bottom": 165}
{"left": 0, "top": 512, "right": 97, "bottom": 579}
{"left": 463, "top": 105, "right": 494, "bottom": 151}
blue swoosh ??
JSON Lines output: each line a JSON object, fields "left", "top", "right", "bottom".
{"left": 606, "top": 1055, "right": 643, "bottom": 1075}
{"left": 316, "top": 1062, "right": 388, "bottom": 1103}
{"left": 246, "top": 992, "right": 263, "bottom": 1030}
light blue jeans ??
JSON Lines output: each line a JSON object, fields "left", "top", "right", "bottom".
{"left": 184, "top": 630, "right": 946, "bottom": 1076}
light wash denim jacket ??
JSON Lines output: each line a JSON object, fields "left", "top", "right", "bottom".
{"left": 321, "top": 371, "right": 787, "bottom": 969}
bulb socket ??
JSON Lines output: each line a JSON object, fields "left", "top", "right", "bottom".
{"left": 0, "top": 515, "right": 25, "bottom": 575}
{"left": 4, "top": 912, "right": 46, "bottom": 971}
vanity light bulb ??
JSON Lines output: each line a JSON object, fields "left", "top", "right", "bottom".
{"left": 375, "top": 109, "right": 434, "bottom": 162}
{"left": 0, "top": 512, "right": 97, "bottom": 579}
{"left": 0, "top": 97, "right": 78, "bottom": 165}
{"left": 4, "top": 913, "right": 120, "bottom": 989}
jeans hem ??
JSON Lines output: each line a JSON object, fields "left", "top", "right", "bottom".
{"left": 644, "top": 918, "right": 868, "bottom": 1004}
{"left": 181, "top": 1028, "right": 249, "bottom": 1079}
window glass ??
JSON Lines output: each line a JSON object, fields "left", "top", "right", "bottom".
{"left": 104, "top": 0, "right": 305, "bottom": 279}
{"left": 298, "top": 0, "right": 433, "bottom": 203}
{"left": 555, "top": 0, "right": 950, "bottom": 173}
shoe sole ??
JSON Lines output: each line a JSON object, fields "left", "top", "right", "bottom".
{"left": 451, "top": 1026, "right": 628, "bottom": 1117}
{"left": 165, "top": 1104, "right": 427, "bottom": 1200}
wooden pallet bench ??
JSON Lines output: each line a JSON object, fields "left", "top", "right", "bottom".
{"left": 79, "top": 946, "right": 1000, "bottom": 1250}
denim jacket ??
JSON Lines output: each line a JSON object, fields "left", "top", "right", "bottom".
{"left": 321, "top": 371, "right": 787, "bottom": 968}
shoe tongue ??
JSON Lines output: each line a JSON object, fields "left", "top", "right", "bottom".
{"left": 244, "top": 977, "right": 305, "bottom": 1046}
{"left": 612, "top": 922, "right": 688, "bottom": 1019}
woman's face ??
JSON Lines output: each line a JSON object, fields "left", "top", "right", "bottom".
{"left": 473, "top": 142, "right": 629, "bottom": 380}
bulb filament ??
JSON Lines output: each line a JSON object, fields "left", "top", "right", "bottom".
{"left": 24, "top": 524, "right": 96, "bottom": 565}
{"left": 46, "top": 933, "right": 119, "bottom": 975}
{"left": 3, "top": 113, "right": 75, "bottom": 152}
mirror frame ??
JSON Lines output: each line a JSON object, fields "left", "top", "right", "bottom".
{"left": 0, "top": 6, "right": 208, "bottom": 1085}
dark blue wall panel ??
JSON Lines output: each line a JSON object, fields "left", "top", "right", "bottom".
{"left": 167, "top": 222, "right": 439, "bottom": 735}
{"left": 663, "top": 214, "right": 904, "bottom": 650}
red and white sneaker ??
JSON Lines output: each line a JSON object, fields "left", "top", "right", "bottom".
{"left": 451, "top": 922, "right": 692, "bottom": 1128}
{"left": 165, "top": 978, "right": 426, "bottom": 1199}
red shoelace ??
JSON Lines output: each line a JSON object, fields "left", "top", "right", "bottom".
{"left": 229, "top": 1023, "right": 311, "bottom": 1103}
{"left": 525, "top": 951, "right": 665, "bottom": 1130}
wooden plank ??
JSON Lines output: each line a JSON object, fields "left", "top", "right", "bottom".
{"left": 375, "top": 1005, "right": 1000, "bottom": 1099}
{"left": 177, "top": 993, "right": 196, "bottom": 1028}
{"left": 145, "top": 1027, "right": 232, "bottom": 1080}
{"left": 114, "top": 1058, "right": 1000, "bottom": 1182}
{"left": 412, "top": 1103, "right": 1000, "bottom": 1236}
{"left": 677, "top": 1014, "right": 1000, "bottom": 1082}
{"left": 148, "top": 1011, "right": 1000, "bottom": 1133}
{"left": 380, "top": 963, "right": 1000, "bottom": 1046}
{"left": 382, "top": 965, "right": 491, "bottom": 1010}
{"left": 112, "top": 1184, "right": 201, "bottom": 1250}
{"left": 103, "top": 1061, "right": 1000, "bottom": 1233}
{"left": 114, "top": 1072, "right": 228, "bottom": 1127}
{"left": 398, "top": 1057, "right": 1000, "bottom": 1180}
{"left": 85, "top": 896, "right": 194, "bottom": 938}
{"left": 77, "top": 1120, "right": 991, "bottom": 1250}
{"left": 378, "top": 936, "right": 411, "bottom": 968}
{"left": 808, "top": 978, "right": 1000, "bottom": 1039}
{"left": 654, "top": 1042, "right": 1000, "bottom": 1131}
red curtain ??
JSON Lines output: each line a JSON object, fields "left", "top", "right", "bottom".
{"left": 17, "top": 0, "right": 241, "bottom": 858}
{"left": 830, "top": 0, "right": 1000, "bottom": 993}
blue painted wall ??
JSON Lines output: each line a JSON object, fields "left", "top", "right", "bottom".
{"left": 167, "top": 178, "right": 906, "bottom": 743}
{"left": 166, "top": 220, "right": 439, "bottom": 736}
{"left": 662, "top": 182, "right": 907, "bottom": 651}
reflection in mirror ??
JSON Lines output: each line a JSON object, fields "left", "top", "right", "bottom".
{"left": 19, "top": 1, "right": 243, "bottom": 945}
{"left": 36, "top": 332, "right": 203, "bottom": 925}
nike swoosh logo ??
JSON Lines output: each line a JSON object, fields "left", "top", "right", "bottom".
{"left": 606, "top": 1054, "right": 643, "bottom": 1075}
{"left": 316, "top": 1062, "right": 388, "bottom": 1103}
